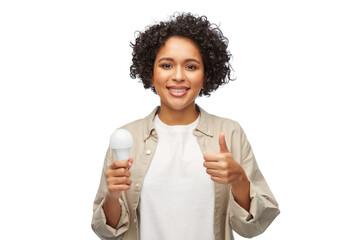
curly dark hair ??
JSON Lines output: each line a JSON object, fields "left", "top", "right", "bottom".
{"left": 130, "top": 12, "right": 234, "bottom": 96}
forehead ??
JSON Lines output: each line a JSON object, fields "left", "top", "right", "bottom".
{"left": 156, "top": 36, "right": 203, "bottom": 61}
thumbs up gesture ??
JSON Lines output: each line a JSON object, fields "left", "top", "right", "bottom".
{"left": 203, "top": 133, "right": 247, "bottom": 185}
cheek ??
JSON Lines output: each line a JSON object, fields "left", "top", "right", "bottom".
{"left": 152, "top": 69, "right": 169, "bottom": 85}
{"left": 192, "top": 73, "right": 205, "bottom": 89}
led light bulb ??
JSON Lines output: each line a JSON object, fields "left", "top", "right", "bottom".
{"left": 110, "top": 129, "right": 133, "bottom": 160}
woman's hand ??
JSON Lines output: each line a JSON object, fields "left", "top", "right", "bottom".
{"left": 106, "top": 158, "right": 133, "bottom": 199}
{"left": 203, "top": 133, "right": 250, "bottom": 211}
{"left": 103, "top": 158, "right": 133, "bottom": 228}
{"left": 203, "top": 133, "right": 247, "bottom": 185}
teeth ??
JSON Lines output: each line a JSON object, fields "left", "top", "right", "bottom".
{"left": 169, "top": 88, "right": 187, "bottom": 92}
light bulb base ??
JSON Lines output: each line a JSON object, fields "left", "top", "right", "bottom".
{"left": 113, "top": 149, "right": 131, "bottom": 161}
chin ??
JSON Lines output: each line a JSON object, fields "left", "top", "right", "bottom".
{"left": 164, "top": 101, "right": 195, "bottom": 111}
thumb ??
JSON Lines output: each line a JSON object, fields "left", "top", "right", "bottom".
{"left": 128, "top": 158, "right": 134, "bottom": 169}
{"left": 219, "top": 132, "right": 229, "bottom": 153}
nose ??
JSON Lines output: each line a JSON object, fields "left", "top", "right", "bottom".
{"left": 172, "top": 66, "right": 185, "bottom": 81}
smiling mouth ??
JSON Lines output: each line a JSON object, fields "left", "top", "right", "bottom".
{"left": 167, "top": 87, "right": 190, "bottom": 92}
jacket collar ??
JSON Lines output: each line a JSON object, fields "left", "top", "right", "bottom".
{"left": 143, "top": 105, "right": 214, "bottom": 141}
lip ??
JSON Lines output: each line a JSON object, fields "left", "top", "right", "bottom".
{"left": 167, "top": 85, "right": 189, "bottom": 89}
{"left": 167, "top": 86, "right": 190, "bottom": 97}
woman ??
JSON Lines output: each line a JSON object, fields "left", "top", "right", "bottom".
{"left": 92, "top": 13, "right": 279, "bottom": 240}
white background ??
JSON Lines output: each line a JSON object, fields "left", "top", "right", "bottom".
{"left": 1, "top": 0, "right": 359, "bottom": 239}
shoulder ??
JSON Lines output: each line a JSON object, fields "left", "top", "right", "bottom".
{"left": 121, "top": 118, "right": 144, "bottom": 130}
{"left": 210, "top": 113, "right": 241, "bottom": 128}
{"left": 198, "top": 106, "right": 243, "bottom": 133}
{"left": 116, "top": 106, "right": 159, "bottom": 140}
{"left": 118, "top": 119, "right": 146, "bottom": 145}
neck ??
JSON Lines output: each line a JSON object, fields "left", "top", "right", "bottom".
{"left": 158, "top": 103, "right": 199, "bottom": 125}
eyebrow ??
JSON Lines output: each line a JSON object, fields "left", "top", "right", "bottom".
{"left": 157, "top": 57, "right": 201, "bottom": 64}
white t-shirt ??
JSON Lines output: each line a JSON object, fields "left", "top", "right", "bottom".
{"left": 139, "top": 115, "right": 215, "bottom": 240}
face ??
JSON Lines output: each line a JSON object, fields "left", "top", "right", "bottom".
{"left": 151, "top": 36, "right": 204, "bottom": 114}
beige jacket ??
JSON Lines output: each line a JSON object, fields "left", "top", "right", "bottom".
{"left": 92, "top": 106, "right": 280, "bottom": 240}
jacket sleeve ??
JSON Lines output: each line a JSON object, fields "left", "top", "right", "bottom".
{"left": 91, "top": 147, "right": 130, "bottom": 240}
{"left": 228, "top": 123, "right": 280, "bottom": 238}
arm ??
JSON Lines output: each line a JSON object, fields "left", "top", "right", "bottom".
{"left": 231, "top": 172, "right": 251, "bottom": 212}
{"left": 102, "top": 193, "right": 122, "bottom": 229}
{"left": 204, "top": 132, "right": 251, "bottom": 211}
{"left": 103, "top": 158, "right": 133, "bottom": 228}
{"left": 91, "top": 147, "right": 131, "bottom": 240}
{"left": 229, "top": 124, "right": 280, "bottom": 238}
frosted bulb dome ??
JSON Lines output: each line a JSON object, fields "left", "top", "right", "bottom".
{"left": 110, "top": 129, "right": 133, "bottom": 149}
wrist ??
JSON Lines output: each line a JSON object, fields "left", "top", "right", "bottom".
{"left": 106, "top": 190, "right": 122, "bottom": 201}
{"left": 231, "top": 166, "right": 249, "bottom": 187}
{"left": 103, "top": 191, "right": 122, "bottom": 229}
{"left": 231, "top": 175, "right": 251, "bottom": 212}
{"left": 231, "top": 175, "right": 249, "bottom": 190}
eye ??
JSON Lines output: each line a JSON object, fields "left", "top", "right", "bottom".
{"left": 186, "top": 65, "right": 197, "bottom": 70}
{"left": 161, "top": 64, "right": 172, "bottom": 69}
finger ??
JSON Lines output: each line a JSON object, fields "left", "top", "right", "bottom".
{"left": 128, "top": 158, "right": 134, "bottom": 169}
{"left": 109, "top": 184, "right": 131, "bottom": 192}
{"left": 107, "top": 177, "right": 132, "bottom": 189}
{"left": 219, "top": 132, "right": 229, "bottom": 153}
{"left": 111, "top": 166, "right": 131, "bottom": 177}
{"left": 205, "top": 168, "right": 224, "bottom": 178}
{"left": 110, "top": 176, "right": 132, "bottom": 186}
{"left": 203, "top": 153, "right": 224, "bottom": 162}
{"left": 210, "top": 176, "right": 227, "bottom": 184}
{"left": 203, "top": 161, "right": 221, "bottom": 169}
{"left": 110, "top": 160, "right": 129, "bottom": 169}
